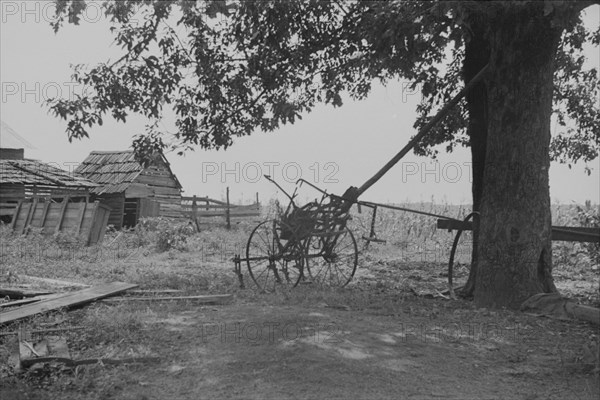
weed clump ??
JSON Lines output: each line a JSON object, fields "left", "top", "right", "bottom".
{"left": 135, "top": 217, "right": 196, "bottom": 252}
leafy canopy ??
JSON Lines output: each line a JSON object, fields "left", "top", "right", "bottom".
{"left": 48, "top": 0, "right": 598, "bottom": 169}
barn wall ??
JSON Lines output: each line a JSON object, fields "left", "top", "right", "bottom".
{"left": 124, "top": 183, "right": 153, "bottom": 198}
{"left": 138, "top": 198, "right": 160, "bottom": 218}
{"left": 26, "top": 186, "right": 89, "bottom": 200}
{"left": 10, "top": 200, "right": 111, "bottom": 245}
{"left": 94, "top": 194, "right": 125, "bottom": 229}
{"left": 0, "top": 184, "right": 90, "bottom": 223}
{"left": 0, "top": 183, "right": 25, "bottom": 202}
{"left": 133, "top": 157, "right": 182, "bottom": 218}
{"left": 0, "top": 186, "right": 89, "bottom": 203}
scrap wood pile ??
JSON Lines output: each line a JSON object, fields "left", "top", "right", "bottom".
{"left": 0, "top": 275, "right": 232, "bottom": 371}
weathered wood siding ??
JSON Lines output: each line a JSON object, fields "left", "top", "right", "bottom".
{"left": 10, "top": 200, "right": 111, "bottom": 245}
{"left": 94, "top": 194, "right": 125, "bottom": 229}
{"left": 133, "top": 157, "right": 181, "bottom": 218}
{"left": 75, "top": 150, "right": 181, "bottom": 227}
{"left": 138, "top": 198, "right": 160, "bottom": 218}
{"left": 0, "top": 183, "right": 25, "bottom": 202}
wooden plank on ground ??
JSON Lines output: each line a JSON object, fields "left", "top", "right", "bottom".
{"left": 0, "top": 288, "right": 54, "bottom": 299}
{"left": 1, "top": 297, "right": 45, "bottom": 309}
{"left": 0, "top": 282, "right": 138, "bottom": 325}
{"left": 0, "top": 294, "right": 64, "bottom": 309}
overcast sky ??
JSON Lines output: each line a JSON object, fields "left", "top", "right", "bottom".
{"left": 1, "top": 1, "right": 598, "bottom": 207}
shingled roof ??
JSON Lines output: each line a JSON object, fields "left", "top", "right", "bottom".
{"left": 75, "top": 150, "right": 181, "bottom": 195}
{"left": 0, "top": 159, "right": 96, "bottom": 188}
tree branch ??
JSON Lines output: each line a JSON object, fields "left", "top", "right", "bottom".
{"left": 162, "top": 19, "right": 195, "bottom": 64}
{"left": 109, "top": 17, "right": 161, "bottom": 69}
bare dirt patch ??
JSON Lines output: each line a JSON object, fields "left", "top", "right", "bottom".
{"left": 1, "top": 218, "right": 598, "bottom": 399}
{"left": 2, "top": 293, "right": 598, "bottom": 400}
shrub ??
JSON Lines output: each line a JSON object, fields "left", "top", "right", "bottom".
{"left": 135, "top": 217, "right": 196, "bottom": 252}
{"left": 52, "top": 230, "right": 86, "bottom": 249}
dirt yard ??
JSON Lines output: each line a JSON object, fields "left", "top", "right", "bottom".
{"left": 0, "top": 215, "right": 598, "bottom": 400}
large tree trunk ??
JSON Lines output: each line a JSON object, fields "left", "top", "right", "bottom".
{"left": 461, "top": 17, "right": 489, "bottom": 298}
{"left": 474, "top": 7, "right": 561, "bottom": 309}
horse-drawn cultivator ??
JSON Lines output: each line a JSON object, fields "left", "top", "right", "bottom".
{"left": 241, "top": 176, "right": 359, "bottom": 292}
{"left": 234, "top": 64, "right": 599, "bottom": 293}
{"left": 234, "top": 66, "right": 490, "bottom": 292}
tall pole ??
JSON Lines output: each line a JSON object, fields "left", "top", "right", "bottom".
{"left": 225, "top": 187, "right": 231, "bottom": 230}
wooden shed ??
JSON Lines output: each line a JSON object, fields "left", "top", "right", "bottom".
{"left": 75, "top": 150, "right": 182, "bottom": 229}
{"left": 0, "top": 156, "right": 96, "bottom": 222}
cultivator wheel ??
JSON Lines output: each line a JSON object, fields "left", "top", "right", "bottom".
{"left": 304, "top": 227, "right": 358, "bottom": 288}
{"left": 246, "top": 220, "right": 304, "bottom": 293}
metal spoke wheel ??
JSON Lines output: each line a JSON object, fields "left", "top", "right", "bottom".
{"left": 246, "top": 220, "right": 304, "bottom": 292}
{"left": 304, "top": 227, "right": 358, "bottom": 288}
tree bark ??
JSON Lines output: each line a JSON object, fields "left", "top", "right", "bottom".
{"left": 461, "top": 17, "right": 489, "bottom": 298}
{"left": 475, "top": 7, "right": 561, "bottom": 309}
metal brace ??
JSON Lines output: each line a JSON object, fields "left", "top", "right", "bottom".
{"left": 232, "top": 254, "right": 245, "bottom": 289}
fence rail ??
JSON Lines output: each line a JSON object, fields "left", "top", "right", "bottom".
{"left": 181, "top": 188, "right": 260, "bottom": 229}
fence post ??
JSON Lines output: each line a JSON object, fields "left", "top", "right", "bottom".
{"left": 192, "top": 195, "right": 198, "bottom": 220}
{"left": 226, "top": 187, "right": 231, "bottom": 230}
{"left": 192, "top": 195, "right": 200, "bottom": 232}
{"left": 366, "top": 206, "right": 378, "bottom": 250}
{"left": 255, "top": 192, "right": 259, "bottom": 208}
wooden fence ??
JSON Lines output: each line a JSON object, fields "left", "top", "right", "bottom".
{"left": 181, "top": 188, "right": 261, "bottom": 229}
